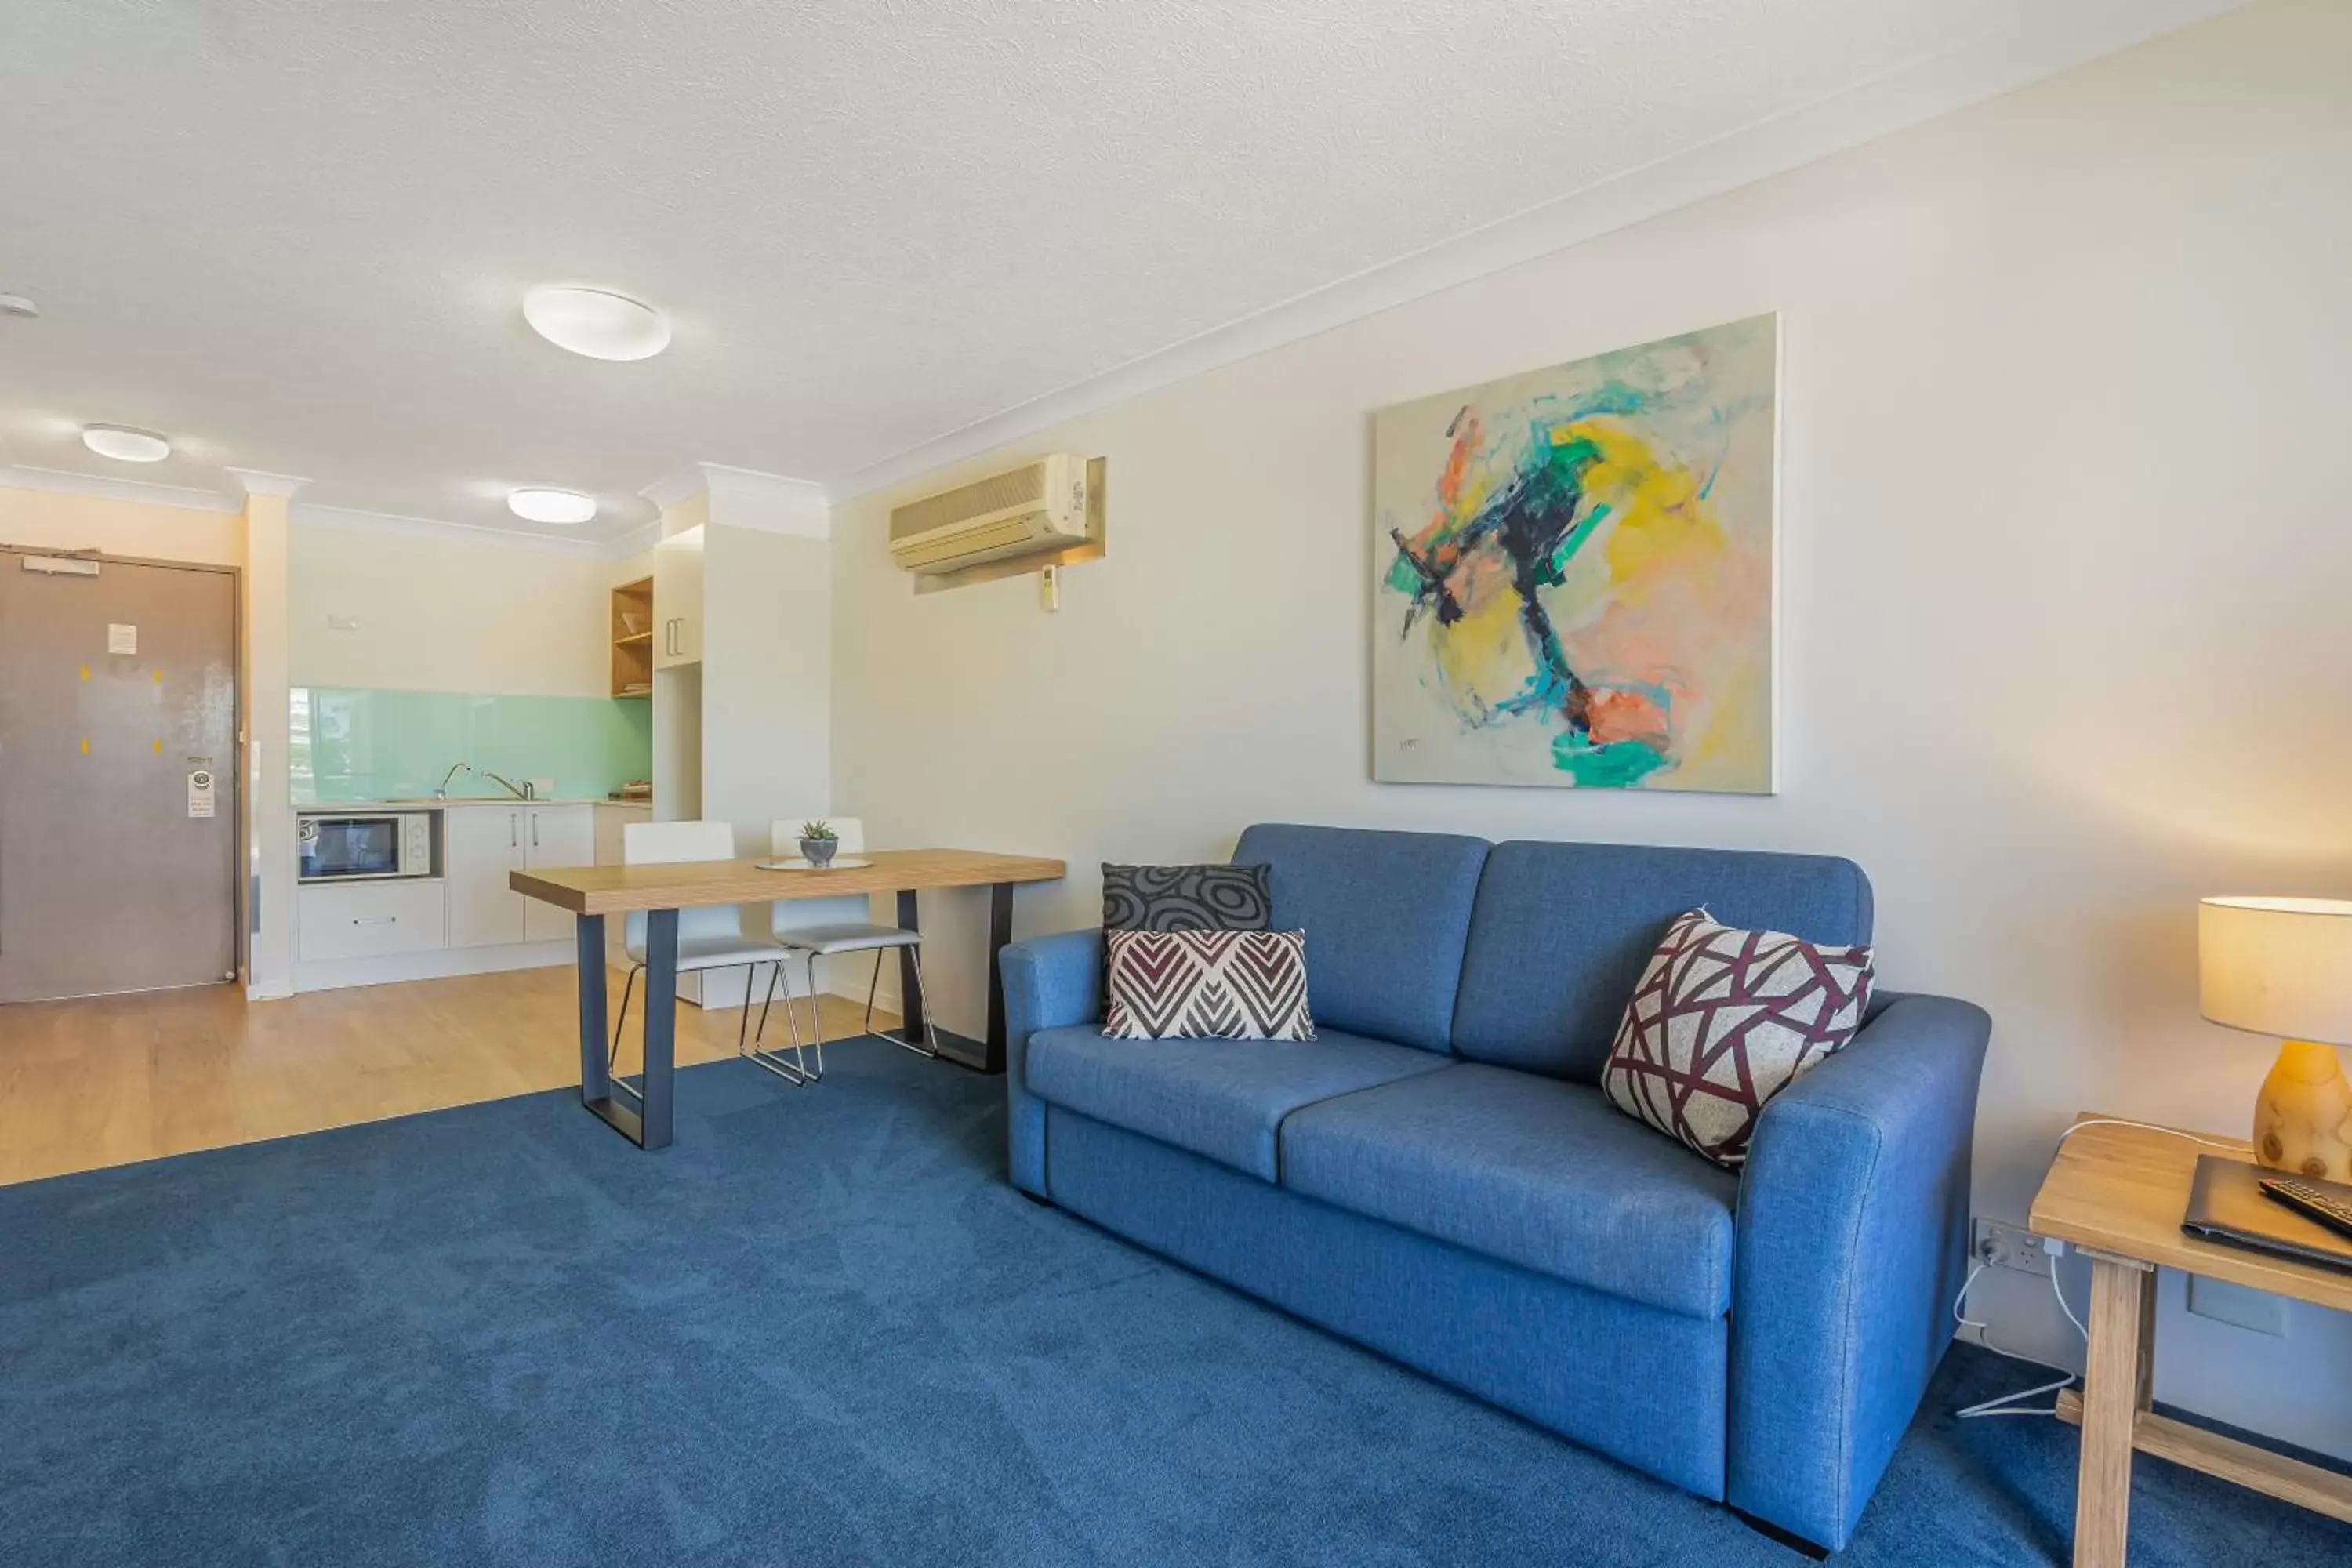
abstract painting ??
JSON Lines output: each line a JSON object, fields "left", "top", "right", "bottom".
{"left": 1372, "top": 314, "right": 1778, "bottom": 793}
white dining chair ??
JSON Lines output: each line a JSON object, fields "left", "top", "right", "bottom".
{"left": 757, "top": 815, "right": 941, "bottom": 1081}
{"left": 610, "top": 819, "right": 794, "bottom": 1090}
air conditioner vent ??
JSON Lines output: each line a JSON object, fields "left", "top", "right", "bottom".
{"left": 891, "top": 465, "right": 1047, "bottom": 539}
{"left": 888, "top": 453, "right": 1089, "bottom": 576}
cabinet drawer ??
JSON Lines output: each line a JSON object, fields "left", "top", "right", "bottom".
{"left": 298, "top": 880, "right": 448, "bottom": 962}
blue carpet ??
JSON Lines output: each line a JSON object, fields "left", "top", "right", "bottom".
{"left": 4, "top": 1042, "right": 2348, "bottom": 1566}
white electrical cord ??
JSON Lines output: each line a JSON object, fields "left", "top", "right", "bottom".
{"left": 2047, "top": 1253, "right": 2089, "bottom": 1342}
{"left": 1951, "top": 1251, "right": 2091, "bottom": 1421}
{"left": 2056, "top": 1116, "right": 2247, "bottom": 1153}
{"left": 1953, "top": 1117, "right": 2220, "bottom": 1423}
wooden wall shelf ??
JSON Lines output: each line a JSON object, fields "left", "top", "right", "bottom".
{"left": 610, "top": 575, "right": 654, "bottom": 698}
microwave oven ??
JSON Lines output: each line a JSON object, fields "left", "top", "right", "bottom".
{"left": 297, "top": 811, "right": 435, "bottom": 882}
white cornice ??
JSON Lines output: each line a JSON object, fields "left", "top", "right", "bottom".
{"left": 822, "top": 0, "right": 2246, "bottom": 503}
{"left": 0, "top": 463, "right": 239, "bottom": 514}
{"left": 640, "top": 459, "right": 829, "bottom": 539}
{"left": 292, "top": 502, "right": 635, "bottom": 560}
{"left": 703, "top": 463, "right": 828, "bottom": 539}
{"left": 604, "top": 517, "right": 666, "bottom": 561}
{"left": 224, "top": 467, "right": 311, "bottom": 499}
{"left": 637, "top": 463, "right": 709, "bottom": 514}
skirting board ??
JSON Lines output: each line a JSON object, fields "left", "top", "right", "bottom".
{"left": 293, "top": 941, "right": 573, "bottom": 994}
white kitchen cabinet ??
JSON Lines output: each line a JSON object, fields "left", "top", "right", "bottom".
{"left": 652, "top": 525, "right": 704, "bottom": 669}
{"left": 298, "top": 880, "right": 448, "bottom": 963}
{"left": 445, "top": 803, "right": 595, "bottom": 946}
{"left": 445, "top": 804, "right": 528, "bottom": 948}
{"left": 522, "top": 804, "right": 595, "bottom": 942}
{"left": 594, "top": 802, "right": 651, "bottom": 865}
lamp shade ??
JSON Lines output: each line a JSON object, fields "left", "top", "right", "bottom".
{"left": 2198, "top": 896, "right": 2352, "bottom": 1045}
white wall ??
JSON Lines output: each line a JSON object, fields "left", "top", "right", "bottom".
{"left": 831, "top": 0, "right": 2352, "bottom": 1457}
{"left": 699, "top": 523, "right": 833, "bottom": 1000}
{"left": 289, "top": 517, "right": 619, "bottom": 695}
{"left": 702, "top": 524, "right": 831, "bottom": 853}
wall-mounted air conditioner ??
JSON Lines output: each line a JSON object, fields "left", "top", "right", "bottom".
{"left": 888, "top": 453, "right": 1091, "bottom": 575}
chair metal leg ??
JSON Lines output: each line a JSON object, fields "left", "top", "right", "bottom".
{"left": 610, "top": 963, "right": 640, "bottom": 1069}
{"left": 742, "top": 956, "right": 816, "bottom": 1087}
{"left": 608, "top": 962, "right": 648, "bottom": 1104}
{"left": 753, "top": 958, "right": 779, "bottom": 1043}
{"left": 797, "top": 953, "right": 827, "bottom": 1081}
{"left": 884, "top": 945, "right": 942, "bottom": 1059}
{"left": 862, "top": 949, "right": 884, "bottom": 1036}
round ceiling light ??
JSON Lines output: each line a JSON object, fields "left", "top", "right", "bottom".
{"left": 522, "top": 285, "right": 670, "bottom": 361}
{"left": 508, "top": 488, "right": 598, "bottom": 525}
{"left": 82, "top": 424, "right": 172, "bottom": 463}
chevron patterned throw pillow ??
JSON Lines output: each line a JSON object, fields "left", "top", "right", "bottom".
{"left": 1602, "top": 908, "right": 1875, "bottom": 1171}
{"left": 1101, "top": 928, "right": 1316, "bottom": 1041}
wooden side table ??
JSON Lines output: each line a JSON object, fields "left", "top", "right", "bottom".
{"left": 2028, "top": 1115, "right": 2352, "bottom": 1566}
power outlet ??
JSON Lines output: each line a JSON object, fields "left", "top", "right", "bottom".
{"left": 1973, "top": 1218, "right": 2053, "bottom": 1277}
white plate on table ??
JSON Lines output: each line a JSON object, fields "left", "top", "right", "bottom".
{"left": 755, "top": 857, "right": 873, "bottom": 872}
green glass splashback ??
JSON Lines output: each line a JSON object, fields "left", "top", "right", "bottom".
{"left": 291, "top": 688, "right": 652, "bottom": 803}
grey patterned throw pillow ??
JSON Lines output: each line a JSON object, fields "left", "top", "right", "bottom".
{"left": 1102, "top": 929, "right": 1316, "bottom": 1040}
{"left": 1101, "top": 863, "right": 1272, "bottom": 932}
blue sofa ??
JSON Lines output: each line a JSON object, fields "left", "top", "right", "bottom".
{"left": 998, "top": 825, "right": 1991, "bottom": 1552}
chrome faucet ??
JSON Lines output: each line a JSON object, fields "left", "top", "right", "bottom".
{"left": 434, "top": 761, "right": 472, "bottom": 800}
{"left": 482, "top": 771, "right": 535, "bottom": 801}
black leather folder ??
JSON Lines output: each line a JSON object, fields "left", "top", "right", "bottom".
{"left": 2180, "top": 1155, "right": 2352, "bottom": 1274}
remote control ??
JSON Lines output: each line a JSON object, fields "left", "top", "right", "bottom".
{"left": 2258, "top": 1176, "right": 2352, "bottom": 1241}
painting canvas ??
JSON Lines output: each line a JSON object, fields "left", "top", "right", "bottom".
{"left": 1372, "top": 314, "right": 1777, "bottom": 793}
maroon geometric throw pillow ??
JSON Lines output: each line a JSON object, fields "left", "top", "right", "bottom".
{"left": 1602, "top": 908, "right": 1875, "bottom": 1171}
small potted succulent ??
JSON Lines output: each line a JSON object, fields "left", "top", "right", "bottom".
{"left": 797, "top": 819, "right": 840, "bottom": 867}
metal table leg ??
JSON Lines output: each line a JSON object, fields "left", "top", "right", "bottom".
{"left": 916, "top": 880, "right": 1015, "bottom": 1076}
{"left": 983, "top": 880, "right": 1013, "bottom": 1074}
{"left": 581, "top": 906, "right": 677, "bottom": 1151}
{"left": 575, "top": 913, "right": 609, "bottom": 1105}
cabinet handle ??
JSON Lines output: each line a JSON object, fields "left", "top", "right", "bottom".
{"left": 351, "top": 916, "right": 397, "bottom": 926}
{"left": 510, "top": 812, "right": 518, "bottom": 848}
{"left": 531, "top": 814, "right": 539, "bottom": 848}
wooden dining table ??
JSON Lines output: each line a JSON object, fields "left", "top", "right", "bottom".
{"left": 511, "top": 847, "right": 1066, "bottom": 1150}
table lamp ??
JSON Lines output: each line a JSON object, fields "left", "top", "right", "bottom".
{"left": 2198, "top": 896, "right": 2352, "bottom": 1181}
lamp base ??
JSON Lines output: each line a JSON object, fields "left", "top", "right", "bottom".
{"left": 2254, "top": 1039, "right": 2352, "bottom": 1181}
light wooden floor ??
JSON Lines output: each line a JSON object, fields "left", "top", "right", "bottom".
{"left": 0, "top": 967, "right": 898, "bottom": 1188}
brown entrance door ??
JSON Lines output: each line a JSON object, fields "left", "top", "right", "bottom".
{"left": 0, "top": 548, "right": 240, "bottom": 1002}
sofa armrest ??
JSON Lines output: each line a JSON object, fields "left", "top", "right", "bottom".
{"left": 1726, "top": 992, "right": 1991, "bottom": 1551}
{"left": 997, "top": 928, "right": 1102, "bottom": 1195}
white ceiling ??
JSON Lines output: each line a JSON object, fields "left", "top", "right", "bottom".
{"left": 0, "top": 0, "right": 2235, "bottom": 543}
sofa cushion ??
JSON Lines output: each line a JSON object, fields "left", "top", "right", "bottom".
{"left": 1025, "top": 1025, "right": 1449, "bottom": 1181}
{"left": 1279, "top": 1062, "right": 1739, "bottom": 1319}
{"left": 1602, "top": 908, "right": 1876, "bottom": 1170}
{"left": 1102, "top": 862, "right": 1272, "bottom": 931}
{"left": 1231, "top": 823, "right": 1488, "bottom": 1054}
{"left": 1450, "top": 840, "right": 1873, "bottom": 1083}
{"left": 1101, "top": 928, "right": 1315, "bottom": 1041}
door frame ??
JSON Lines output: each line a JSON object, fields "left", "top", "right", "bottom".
{"left": 0, "top": 543, "right": 247, "bottom": 991}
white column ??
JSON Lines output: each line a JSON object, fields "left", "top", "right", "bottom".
{"left": 227, "top": 467, "right": 307, "bottom": 1000}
